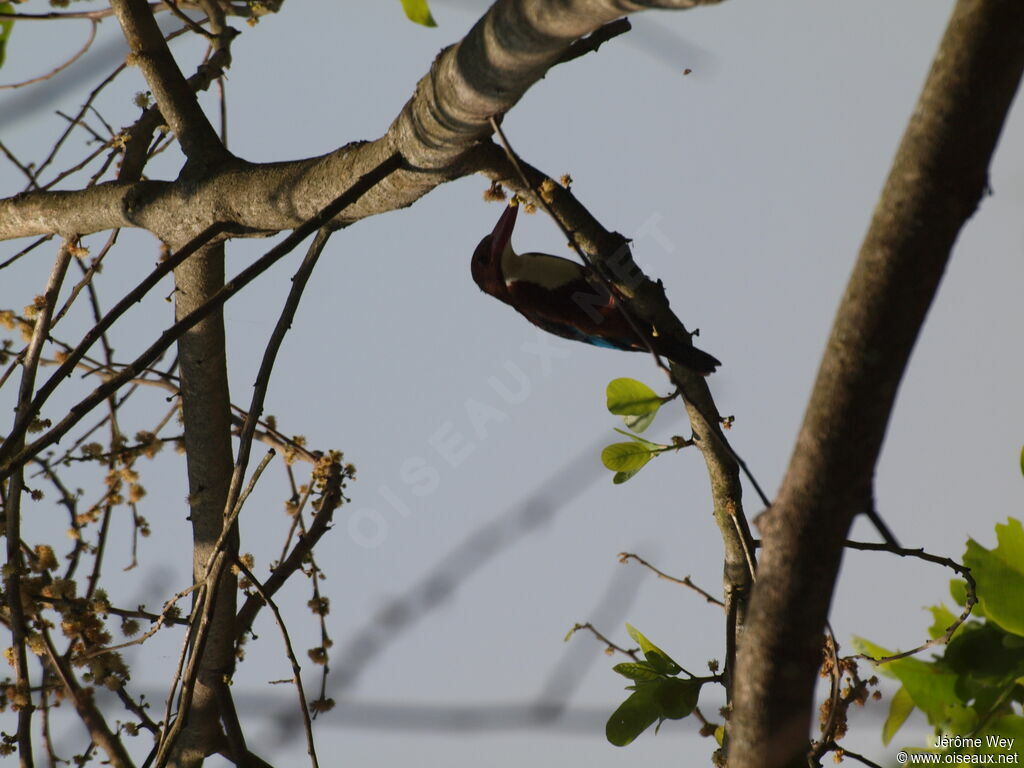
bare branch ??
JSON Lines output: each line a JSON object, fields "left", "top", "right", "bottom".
{"left": 618, "top": 552, "right": 724, "bottom": 607}
{"left": 0, "top": 150, "right": 402, "bottom": 480}
{"left": 565, "top": 623, "right": 640, "bottom": 662}
{"left": 3, "top": 241, "right": 73, "bottom": 768}
{"left": 234, "top": 560, "right": 320, "bottom": 768}
{"left": 0, "top": 20, "right": 98, "bottom": 91}
{"left": 1, "top": 0, "right": 719, "bottom": 243}
{"left": 110, "top": 0, "right": 228, "bottom": 166}
{"left": 38, "top": 625, "right": 135, "bottom": 768}
{"left": 224, "top": 227, "right": 332, "bottom": 530}
{"left": 0, "top": 222, "right": 229, "bottom": 468}
{"left": 556, "top": 18, "right": 633, "bottom": 66}
{"left": 728, "top": 2, "right": 1024, "bottom": 764}
{"left": 233, "top": 460, "right": 347, "bottom": 643}
{"left": 843, "top": 541, "right": 977, "bottom": 664}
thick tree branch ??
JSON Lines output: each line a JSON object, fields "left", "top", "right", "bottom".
{"left": 119, "top": 16, "right": 233, "bottom": 181}
{"left": 0, "top": 0, "right": 720, "bottom": 244}
{"left": 110, "top": 0, "right": 230, "bottom": 168}
{"left": 163, "top": 239, "right": 237, "bottom": 768}
{"left": 727, "top": 2, "right": 1024, "bottom": 765}
{"left": 0, "top": 154, "right": 402, "bottom": 482}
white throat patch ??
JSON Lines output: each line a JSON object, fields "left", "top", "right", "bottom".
{"left": 501, "top": 246, "right": 584, "bottom": 289}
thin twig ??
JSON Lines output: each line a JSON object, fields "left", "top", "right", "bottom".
{"left": 4, "top": 242, "right": 73, "bottom": 768}
{"left": 33, "top": 594, "right": 192, "bottom": 631}
{"left": 160, "top": 0, "right": 213, "bottom": 38}
{"left": 51, "top": 230, "right": 120, "bottom": 328}
{"left": 217, "top": 72, "right": 228, "bottom": 145}
{"left": 810, "top": 626, "right": 842, "bottom": 762}
{"left": 154, "top": 595, "right": 206, "bottom": 765}
{"left": 617, "top": 552, "right": 724, "bottom": 607}
{"left": 234, "top": 461, "right": 346, "bottom": 643}
{"left": 0, "top": 152, "right": 404, "bottom": 479}
{"left": 287, "top": 503, "right": 333, "bottom": 717}
{"left": 38, "top": 622, "right": 133, "bottom": 768}
{"left": 33, "top": 20, "right": 198, "bottom": 184}
{"left": 209, "top": 449, "right": 277, "bottom": 565}
{"left": 83, "top": 258, "right": 126, "bottom": 602}
{"left": 235, "top": 560, "right": 320, "bottom": 768}
{"left": 82, "top": 582, "right": 200, "bottom": 659}
{"left": 0, "top": 140, "right": 38, "bottom": 185}
{"left": 38, "top": 674, "right": 62, "bottom": 767}
{"left": 0, "top": 234, "right": 53, "bottom": 271}
{"left": 114, "top": 683, "right": 161, "bottom": 735}
{"left": 275, "top": 481, "right": 314, "bottom": 568}
{"left": 0, "top": 20, "right": 98, "bottom": 91}
{"left": 844, "top": 541, "right": 976, "bottom": 664}
{"left": 223, "top": 227, "right": 332, "bottom": 538}
{"left": 153, "top": 450, "right": 277, "bottom": 764}
{"left": 0, "top": 221, "right": 229, "bottom": 467}
{"left": 0, "top": 6, "right": 119, "bottom": 20}
{"left": 830, "top": 746, "right": 885, "bottom": 768}
{"left": 88, "top": 105, "right": 118, "bottom": 139}
{"left": 556, "top": 18, "right": 632, "bottom": 67}
{"left": 967, "top": 679, "right": 1017, "bottom": 739}
{"left": 565, "top": 622, "right": 640, "bottom": 662}
{"left": 55, "top": 109, "right": 107, "bottom": 144}
{"left": 40, "top": 138, "right": 119, "bottom": 191}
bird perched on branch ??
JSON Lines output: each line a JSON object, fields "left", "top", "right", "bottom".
{"left": 471, "top": 204, "right": 721, "bottom": 374}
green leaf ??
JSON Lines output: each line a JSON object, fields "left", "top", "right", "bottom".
{"left": 1005, "top": 633, "right": 1024, "bottom": 648}
{"left": 927, "top": 604, "right": 959, "bottom": 640}
{"left": 606, "top": 685, "right": 661, "bottom": 746}
{"left": 0, "top": 3, "right": 15, "bottom": 70}
{"left": 948, "top": 578, "right": 985, "bottom": 618}
{"left": 655, "top": 677, "right": 701, "bottom": 719}
{"left": 613, "top": 662, "right": 662, "bottom": 682}
{"left": 613, "top": 428, "right": 662, "bottom": 450}
{"left": 623, "top": 411, "right": 657, "bottom": 434}
{"left": 612, "top": 469, "right": 642, "bottom": 485}
{"left": 964, "top": 519, "right": 1024, "bottom": 637}
{"left": 852, "top": 636, "right": 974, "bottom": 733}
{"left": 399, "top": 0, "right": 436, "bottom": 27}
{"left": 882, "top": 685, "right": 915, "bottom": 745}
{"left": 601, "top": 442, "right": 654, "bottom": 474}
{"left": 950, "top": 578, "right": 969, "bottom": 607}
{"left": 605, "top": 677, "right": 701, "bottom": 747}
{"left": 606, "top": 378, "right": 662, "bottom": 429}
{"left": 985, "top": 715, "right": 1024, "bottom": 759}
{"left": 625, "top": 624, "right": 682, "bottom": 676}
{"left": 850, "top": 636, "right": 899, "bottom": 678}
{"left": 945, "top": 621, "right": 1024, "bottom": 681}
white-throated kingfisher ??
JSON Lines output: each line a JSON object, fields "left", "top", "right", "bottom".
{"left": 472, "top": 204, "right": 720, "bottom": 374}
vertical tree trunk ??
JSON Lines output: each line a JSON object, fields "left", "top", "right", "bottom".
{"left": 171, "top": 243, "right": 237, "bottom": 766}
{"left": 727, "top": 1, "right": 1024, "bottom": 765}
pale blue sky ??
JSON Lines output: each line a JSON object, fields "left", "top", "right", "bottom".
{"left": 2, "top": 1, "right": 1022, "bottom": 765}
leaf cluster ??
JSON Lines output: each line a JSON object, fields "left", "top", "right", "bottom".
{"left": 605, "top": 623, "right": 710, "bottom": 747}
{"left": 601, "top": 378, "right": 687, "bottom": 484}
{"left": 858, "top": 518, "right": 1024, "bottom": 760}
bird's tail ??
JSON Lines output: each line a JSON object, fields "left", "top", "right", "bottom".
{"left": 654, "top": 337, "right": 721, "bottom": 374}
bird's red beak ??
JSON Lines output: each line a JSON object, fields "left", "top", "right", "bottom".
{"left": 489, "top": 204, "right": 518, "bottom": 260}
